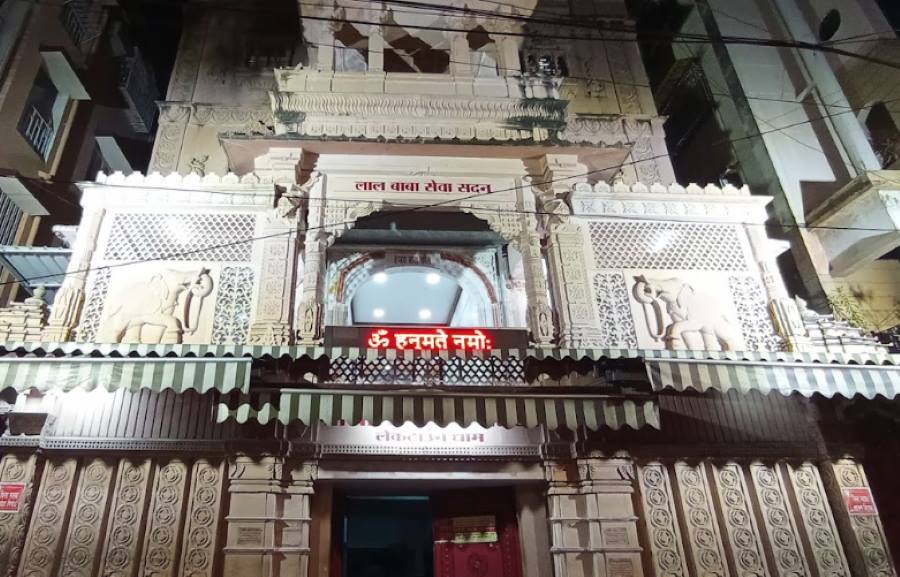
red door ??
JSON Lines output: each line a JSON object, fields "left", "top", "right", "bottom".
{"left": 432, "top": 488, "right": 523, "bottom": 577}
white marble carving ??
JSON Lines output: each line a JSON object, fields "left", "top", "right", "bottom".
{"left": 637, "top": 463, "right": 689, "bottom": 577}
{"left": 729, "top": 275, "right": 785, "bottom": 352}
{"left": 212, "top": 266, "right": 254, "bottom": 344}
{"left": 632, "top": 275, "right": 739, "bottom": 351}
{"left": 76, "top": 268, "right": 110, "bottom": 343}
{"left": 592, "top": 273, "right": 638, "bottom": 348}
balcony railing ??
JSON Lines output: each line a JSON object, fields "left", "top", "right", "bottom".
{"left": 22, "top": 106, "right": 53, "bottom": 158}
{"left": 60, "top": 1, "right": 88, "bottom": 47}
{"left": 118, "top": 53, "right": 158, "bottom": 133}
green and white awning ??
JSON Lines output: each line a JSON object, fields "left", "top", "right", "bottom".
{"left": 216, "top": 389, "right": 660, "bottom": 430}
{"left": 0, "top": 357, "right": 252, "bottom": 394}
{"left": 647, "top": 358, "right": 900, "bottom": 399}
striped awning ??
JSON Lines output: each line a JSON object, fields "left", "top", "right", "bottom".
{"left": 0, "top": 357, "right": 252, "bottom": 394}
{"left": 216, "top": 389, "right": 660, "bottom": 430}
{"left": 646, "top": 358, "right": 900, "bottom": 399}
{"left": 3, "top": 342, "right": 897, "bottom": 366}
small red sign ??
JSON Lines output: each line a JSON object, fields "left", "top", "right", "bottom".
{"left": 0, "top": 483, "right": 26, "bottom": 513}
{"left": 843, "top": 487, "right": 877, "bottom": 516}
{"left": 366, "top": 328, "right": 493, "bottom": 351}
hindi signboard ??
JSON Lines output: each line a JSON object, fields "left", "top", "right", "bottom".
{"left": 843, "top": 487, "right": 878, "bottom": 516}
{"left": 0, "top": 483, "right": 26, "bottom": 513}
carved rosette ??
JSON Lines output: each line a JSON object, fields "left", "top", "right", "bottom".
{"left": 0, "top": 454, "right": 37, "bottom": 577}
{"left": 140, "top": 460, "right": 189, "bottom": 577}
{"left": 749, "top": 464, "right": 810, "bottom": 577}
{"left": 786, "top": 463, "right": 851, "bottom": 577}
{"left": 637, "top": 463, "right": 689, "bottom": 577}
{"left": 179, "top": 460, "right": 225, "bottom": 577}
{"left": 673, "top": 463, "right": 729, "bottom": 577}
{"left": 711, "top": 464, "right": 770, "bottom": 577}
{"left": 827, "top": 461, "right": 896, "bottom": 577}
{"left": 60, "top": 459, "right": 115, "bottom": 577}
{"left": 19, "top": 459, "right": 78, "bottom": 577}
{"left": 99, "top": 459, "right": 153, "bottom": 577}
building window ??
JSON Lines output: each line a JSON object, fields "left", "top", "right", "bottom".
{"left": 521, "top": 50, "right": 568, "bottom": 77}
{"left": 334, "top": 22, "right": 368, "bottom": 72}
{"left": 468, "top": 26, "right": 498, "bottom": 77}
{"left": 864, "top": 102, "right": 900, "bottom": 169}
{"left": 17, "top": 67, "right": 67, "bottom": 160}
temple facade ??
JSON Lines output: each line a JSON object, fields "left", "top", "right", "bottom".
{"left": 0, "top": 1, "right": 897, "bottom": 576}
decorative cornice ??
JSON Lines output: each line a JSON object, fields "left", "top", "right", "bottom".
{"left": 79, "top": 171, "right": 279, "bottom": 208}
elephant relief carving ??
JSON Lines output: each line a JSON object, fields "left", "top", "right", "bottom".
{"left": 99, "top": 268, "right": 214, "bottom": 344}
{"left": 632, "top": 275, "right": 738, "bottom": 351}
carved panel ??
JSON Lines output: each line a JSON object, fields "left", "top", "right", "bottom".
{"left": 103, "top": 213, "right": 255, "bottom": 262}
{"left": 748, "top": 464, "right": 810, "bottom": 577}
{"left": 589, "top": 221, "right": 748, "bottom": 271}
{"left": 211, "top": 266, "right": 254, "bottom": 344}
{"left": 711, "top": 464, "right": 771, "bottom": 577}
{"left": 76, "top": 268, "right": 110, "bottom": 343}
{"left": 673, "top": 462, "right": 729, "bottom": 577}
{"left": 140, "top": 460, "right": 189, "bottom": 577}
{"left": 637, "top": 463, "right": 688, "bottom": 577}
{"left": 179, "top": 460, "right": 225, "bottom": 577}
{"left": 59, "top": 458, "right": 115, "bottom": 577}
{"left": 592, "top": 273, "right": 638, "bottom": 348}
{"left": 19, "top": 458, "right": 78, "bottom": 577}
{"left": 149, "top": 105, "right": 191, "bottom": 174}
{"left": 729, "top": 275, "right": 784, "bottom": 352}
{"left": 99, "top": 459, "right": 153, "bottom": 577}
{"left": 786, "top": 463, "right": 851, "bottom": 577}
{"left": 0, "top": 454, "right": 37, "bottom": 577}
{"left": 828, "top": 461, "right": 896, "bottom": 577}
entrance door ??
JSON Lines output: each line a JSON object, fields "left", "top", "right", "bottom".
{"left": 431, "top": 488, "right": 523, "bottom": 577}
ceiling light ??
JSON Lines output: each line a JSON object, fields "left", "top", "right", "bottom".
{"left": 425, "top": 273, "right": 440, "bottom": 285}
{"left": 418, "top": 308, "right": 432, "bottom": 320}
{"left": 373, "top": 308, "right": 385, "bottom": 318}
{"left": 373, "top": 272, "right": 388, "bottom": 283}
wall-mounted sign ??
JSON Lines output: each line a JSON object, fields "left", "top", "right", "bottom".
{"left": 354, "top": 180, "right": 492, "bottom": 193}
{"left": 317, "top": 422, "right": 542, "bottom": 457}
{"left": 366, "top": 328, "right": 493, "bottom": 351}
{"left": 843, "top": 487, "right": 878, "bottom": 516}
{"left": 0, "top": 483, "right": 26, "bottom": 513}
{"left": 451, "top": 515, "right": 498, "bottom": 544}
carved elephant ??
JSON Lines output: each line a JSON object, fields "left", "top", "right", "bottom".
{"left": 632, "top": 275, "right": 737, "bottom": 351}
{"left": 99, "top": 268, "right": 214, "bottom": 344}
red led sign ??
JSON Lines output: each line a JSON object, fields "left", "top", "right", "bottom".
{"left": 366, "top": 328, "right": 493, "bottom": 351}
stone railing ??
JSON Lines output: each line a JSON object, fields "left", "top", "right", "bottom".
{"left": 795, "top": 297, "right": 890, "bottom": 354}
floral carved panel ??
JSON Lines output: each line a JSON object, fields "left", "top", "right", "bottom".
{"left": 19, "top": 459, "right": 78, "bottom": 577}
{"left": 0, "top": 453, "right": 37, "bottom": 577}
{"left": 99, "top": 459, "right": 153, "bottom": 577}
{"left": 786, "top": 463, "right": 851, "bottom": 577}
{"left": 673, "top": 462, "right": 729, "bottom": 577}
{"left": 139, "top": 460, "right": 190, "bottom": 577}
{"left": 212, "top": 267, "right": 254, "bottom": 344}
{"left": 729, "top": 275, "right": 784, "bottom": 352}
{"left": 178, "top": 460, "right": 226, "bottom": 577}
{"left": 711, "top": 463, "right": 771, "bottom": 577}
{"left": 59, "top": 458, "right": 115, "bottom": 577}
{"left": 76, "top": 268, "right": 110, "bottom": 343}
{"left": 637, "top": 463, "right": 689, "bottom": 577}
{"left": 592, "top": 273, "right": 638, "bottom": 348}
{"left": 749, "top": 464, "right": 810, "bottom": 577}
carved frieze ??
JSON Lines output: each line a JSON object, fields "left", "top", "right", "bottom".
{"left": 787, "top": 463, "right": 851, "bottom": 577}
{"left": 99, "top": 459, "right": 153, "bottom": 577}
{"left": 637, "top": 463, "right": 689, "bottom": 577}
{"left": 19, "top": 459, "right": 78, "bottom": 577}
{"left": 140, "top": 460, "right": 189, "bottom": 577}
{"left": 179, "top": 460, "right": 225, "bottom": 577}
{"left": 59, "top": 459, "right": 115, "bottom": 577}
{"left": 749, "top": 463, "right": 811, "bottom": 577}
{"left": 711, "top": 463, "right": 771, "bottom": 577}
{"left": 673, "top": 462, "right": 729, "bottom": 577}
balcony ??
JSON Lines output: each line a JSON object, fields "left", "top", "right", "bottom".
{"left": 60, "top": 1, "right": 88, "bottom": 47}
{"left": 118, "top": 52, "right": 158, "bottom": 133}
{"left": 21, "top": 106, "right": 53, "bottom": 158}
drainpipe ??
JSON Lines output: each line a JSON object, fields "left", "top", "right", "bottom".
{"left": 771, "top": 0, "right": 882, "bottom": 174}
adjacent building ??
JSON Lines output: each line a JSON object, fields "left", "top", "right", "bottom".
{"left": 0, "top": 0, "right": 159, "bottom": 305}
{"left": 0, "top": 1, "right": 897, "bottom": 576}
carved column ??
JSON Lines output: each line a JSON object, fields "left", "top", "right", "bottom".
{"left": 516, "top": 213, "right": 553, "bottom": 345}
{"left": 223, "top": 457, "right": 316, "bottom": 577}
{"left": 822, "top": 459, "right": 898, "bottom": 577}
{"left": 745, "top": 226, "right": 810, "bottom": 351}
{"left": 297, "top": 230, "right": 331, "bottom": 344}
{"left": 42, "top": 207, "right": 105, "bottom": 342}
{"left": 249, "top": 208, "right": 300, "bottom": 345}
{"left": 0, "top": 453, "right": 39, "bottom": 577}
{"left": 447, "top": 33, "right": 470, "bottom": 76}
{"left": 546, "top": 457, "right": 644, "bottom": 577}
{"left": 148, "top": 103, "right": 192, "bottom": 175}
{"left": 17, "top": 458, "right": 78, "bottom": 577}
{"left": 368, "top": 23, "right": 384, "bottom": 72}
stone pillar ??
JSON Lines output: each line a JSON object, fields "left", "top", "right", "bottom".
{"left": 149, "top": 103, "right": 192, "bottom": 175}
{"left": 248, "top": 210, "right": 300, "bottom": 345}
{"left": 515, "top": 210, "right": 554, "bottom": 345}
{"left": 515, "top": 485, "right": 553, "bottom": 577}
{"left": 745, "top": 226, "right": 810, "bottom": 351}
{"left": 42, "top": 207, "right": 105, "bottom": 342}
{"left": 545, "top": 457, "right": 644, "bottom": 577}
{"left": 297, "top": 230, "right": 331, "bottom": 344}
{"left": 448, "top": 33, "right": 470, "bottom": 76}
{"left": 496, "top": 36, "right": 520, "bottom": 77}
{"left": 223, "top": 457, "right": 316, "bottom": 577}
{"left": 822, "top": 459, "right": 898, "bottom": 577}
{"left": 368, "top": 24, "right": 384, "bottom": 72}
{"left": 0, "top": 453, "right": 39, "bottom": 577}
{"left": 317, "top": 20, "right": 336, "bottom": 72}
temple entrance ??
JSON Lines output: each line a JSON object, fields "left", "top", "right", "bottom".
{"left": 331, "top": 487, "right": 523, "bottom": 577}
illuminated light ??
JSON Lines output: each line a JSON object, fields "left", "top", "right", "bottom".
{"left": 418, "top": 308, "right": 432, "bottom": 320}
{"left": 366, "top": 328, "right": 493, "bottom": 351}
{"left": 373, "top": 272, "right": 388, "bottom": 283}
{"left": 425, "top": 272, "right": 441, "bottom": 285}
{"left": 373, "top": 308, "right": 385, "bottom": 318}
